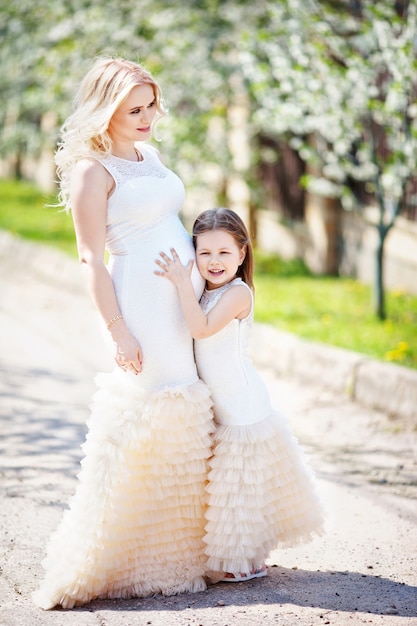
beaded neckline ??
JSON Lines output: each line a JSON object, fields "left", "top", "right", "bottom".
{"left": 108, "top": 149, "right": 144, "bottom": 163}
{"left": 200, "top": 278, "right": 253, "bottom": 319}
{"left": 102, "top": 145, "right": 168, "bottom": 181}
{"left": 204, "top": 277, "right": 243, "bottom": 294}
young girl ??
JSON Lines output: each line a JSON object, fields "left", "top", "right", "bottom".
{"left": 155, "top": 207, "right": 325, "bottom": 582}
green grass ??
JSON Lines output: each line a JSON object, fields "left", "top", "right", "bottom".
{"left": 254, "top": 253, "right": 417, "bottom": 370}
{"left": 1, "top": 178, "right": 416, "bottom": 370}
{"left": 0, "top": 179, "right": 77, "bottom": 256}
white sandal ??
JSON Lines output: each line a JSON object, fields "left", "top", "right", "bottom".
{"left": 219, "top": 565, "right": 267, "bottom": 583}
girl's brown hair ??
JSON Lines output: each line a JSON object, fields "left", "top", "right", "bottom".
{"left": 192, "top": 208, "right": 254, "bottom": 290}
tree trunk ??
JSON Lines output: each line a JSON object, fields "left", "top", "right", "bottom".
{"left": 248, "top": 199, "right": 257, "bottom": 246}
{"left": 305, "top": 191, "right": 341, "bottom": 275}
{"left": 374, "top": 227, "right": 387, "bottom": 321}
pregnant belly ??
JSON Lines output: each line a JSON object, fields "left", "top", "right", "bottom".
{"left": 106, "top": 220, "right": 203, "bottom": 388}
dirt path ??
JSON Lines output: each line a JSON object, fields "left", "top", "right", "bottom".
{"left": 0, "top": 238, "right": 416, "bottom": 625}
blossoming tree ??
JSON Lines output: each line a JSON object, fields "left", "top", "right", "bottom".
{"left": 240, "top": 0, "right": 417, "bottom": 319}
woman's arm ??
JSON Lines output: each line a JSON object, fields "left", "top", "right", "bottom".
{"left": 154, "top": 248, "right": 251, "bottom": 339}
{"left": 71, "top": 159, "right": 143, "bottom": 374}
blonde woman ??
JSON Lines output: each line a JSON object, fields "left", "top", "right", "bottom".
{"left": 33, "top": 57, "right": 213, "bottom": 609}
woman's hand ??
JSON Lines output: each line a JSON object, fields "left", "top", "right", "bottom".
{"left": 110, "top": 323, "right": 143, "bottom": 375}
{"left": 154, "top": 248, "right": 193, "bottom": 286}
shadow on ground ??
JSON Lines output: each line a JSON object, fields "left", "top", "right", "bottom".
{"left": 66, "top": 566, "right": 417, "bottom": 618}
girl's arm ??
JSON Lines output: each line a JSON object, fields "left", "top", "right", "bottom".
{"left": 154, "top": 248, "right": 251, "bottom": 339}
{"left": 71, "top": 159, "right": 143, "bottom": 374}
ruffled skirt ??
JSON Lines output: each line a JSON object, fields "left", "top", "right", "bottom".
{"left": 204, "top": 411, "right": 325, "bottom": 575}
{"left": 33, "top": 371, "right": 214, "bottom": 609}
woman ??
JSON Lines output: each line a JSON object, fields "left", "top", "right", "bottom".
{"left": 33, "top": 57, "right": 214, "bottom": 609}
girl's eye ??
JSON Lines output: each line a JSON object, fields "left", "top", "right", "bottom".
{"left": 148, "top": 100, "right": 156, "bottom": 108}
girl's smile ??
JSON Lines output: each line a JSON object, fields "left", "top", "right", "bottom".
{"left": 195, "top": 229, "right": 246, "bottom": 290}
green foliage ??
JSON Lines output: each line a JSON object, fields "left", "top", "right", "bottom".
{"left": 0, "top": 0, "right": 243, "bottom": 187}
{"left": 1, "top": 0, "right": 416, "bottom": 195}
{"left": 241, "top": 0, "right": 417, "bottom": 205}
{"left": 254, "top": 250, "right": 311, "bottom": 278}
{"left": 1, "top": 178, "right": 416, "bottom": 370}
{"left": 238, "top": 0, "right": 417, "bottom": 320}
{"left": 0, "top": 179, "right": 76, "bottom": 255}
{"left": 1, "top": 1, "right": 416, "bottom": 323}
{"left": 254, "top": 269, "right": 417, "bottom": 371}
{"left": 2, "top": 0, "right": 416, "bottom": 203}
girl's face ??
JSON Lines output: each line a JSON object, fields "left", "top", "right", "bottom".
{"left": 108, "top": 84, "right": 156, "bottom": 144}
{"left": 195, "top": 229, "right": 246, "bottom": 290}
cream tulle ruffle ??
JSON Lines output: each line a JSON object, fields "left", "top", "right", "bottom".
{"left": 204, "top": 411, "right": 325, "bottom": 576}
{"left": 33, "top": 370, "right": 214, "bottom": 610}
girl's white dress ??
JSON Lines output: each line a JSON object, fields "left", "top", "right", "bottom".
{"left": 195, "top": 278, "right": 324, "bottom": 576}
{"left": 33, "top": 144, "right": 214, "bottom": 609}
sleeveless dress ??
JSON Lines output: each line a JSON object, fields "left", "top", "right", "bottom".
{"left": 195, "top": 278, "right": 324, "bottom": 576}
{"left": 33, "top": 144, "right": 214, "bottom": 609}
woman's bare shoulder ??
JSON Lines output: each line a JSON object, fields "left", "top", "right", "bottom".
{"left": 72, "top": 157, "right": 113, "bottom": 194}
{"left": 73, "top": 157, "right": 107, "bottom": 178}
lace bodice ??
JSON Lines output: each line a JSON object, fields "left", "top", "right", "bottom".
{"left": 199, "top": 278, "right": 253, "bottom": 320}
{"left": 99, "top": 144, "right": 185, "bottom": 256}
{"left": 101, "top": 145, "right": 168, "bottom": 186}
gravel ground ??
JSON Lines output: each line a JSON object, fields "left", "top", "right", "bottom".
{"left": 0, "top": 237, "right": 416, "bottom": 626}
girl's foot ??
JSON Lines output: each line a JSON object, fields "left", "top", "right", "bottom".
{"left": 219, "top": 564, "right": 267, "bottom": 583}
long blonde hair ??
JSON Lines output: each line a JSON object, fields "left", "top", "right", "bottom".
{"left": 192, "top": 208, "right": 255, "bottom": 291}
{"left": 55, "top": 57, "right": 166, "bottom": 211}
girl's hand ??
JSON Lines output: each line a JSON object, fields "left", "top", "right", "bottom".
{"left": 110, "top": 323, "right": 143, "bottom": 375}
{"left": 154, "top": 248, "right": 193, "bottom": 286}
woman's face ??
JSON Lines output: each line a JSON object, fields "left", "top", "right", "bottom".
{"left": 108, "top": 84, "right": 157, "bottom": 144}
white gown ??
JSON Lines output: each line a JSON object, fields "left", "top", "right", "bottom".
{"left": 33, "top": 144, "right": 214, "bottom": 609}
{"left": 195, "top": 279, "right": 324, "bottom": 575}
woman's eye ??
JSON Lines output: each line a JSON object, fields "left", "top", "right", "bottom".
{"left": 130, "top": 101, "right": 155, "bottom": 114}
